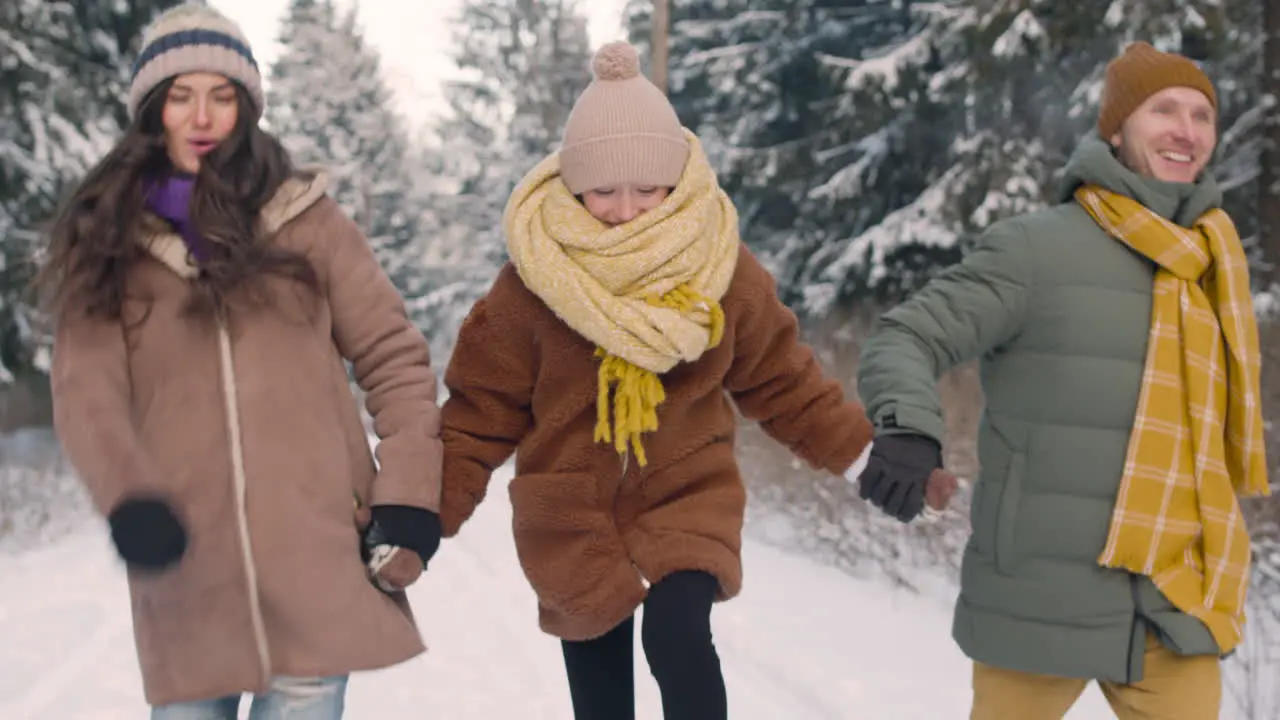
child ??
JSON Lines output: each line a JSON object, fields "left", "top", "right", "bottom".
{"left": 439, "top": 41, "right": 875, "bottom": 720}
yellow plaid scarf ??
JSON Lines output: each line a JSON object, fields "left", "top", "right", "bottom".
{"left": 1075, "top": 184, "right": 1270, "bottom": 652}
{"left": 505, "top": 131, "right": 740, "bottom": 466}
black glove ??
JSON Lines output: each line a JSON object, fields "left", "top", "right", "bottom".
{"left": 107, "top": 496, "right": 188, "bottom": 570}
{"left": 366, "top": 505, "right": 442, "bottom": 567}
{"left": 856, "top": 434, "right": 943, "bottom": 523}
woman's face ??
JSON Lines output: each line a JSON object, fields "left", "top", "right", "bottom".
{"left": 581, "top": 184, "right": 671, "bottom": 226}
{"left": 162, "top": 73, "right": 239, "bottom": 173}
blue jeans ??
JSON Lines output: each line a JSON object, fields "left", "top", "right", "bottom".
{"left": 149, "top": 675, "right": 348, "bottom": 720}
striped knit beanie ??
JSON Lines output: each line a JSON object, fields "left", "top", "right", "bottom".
{"left": 1098, "top": 41, "right": 1217, "bottom": 139}
{"left": 128, "top": 2, "right": 263, "bottom": 120}
{"left": 559, "top": 41, "right": 689, "bottom": 195}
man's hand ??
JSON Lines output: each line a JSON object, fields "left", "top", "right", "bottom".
{"left": 855, "top": 434, "right": 943, "bottom": 522}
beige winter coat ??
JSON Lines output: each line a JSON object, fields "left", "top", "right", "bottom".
{"left": 51, "top": 171, "right": 442, "bottom": 706}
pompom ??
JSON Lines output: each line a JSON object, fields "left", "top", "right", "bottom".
{"left": 592, "top": 41, "right": 641, "bottom": 81}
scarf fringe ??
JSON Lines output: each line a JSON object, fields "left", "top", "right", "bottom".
{"left": 593, "top": 284, "right": 726, "bottom": 467}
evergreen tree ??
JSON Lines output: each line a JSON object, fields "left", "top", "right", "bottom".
{"left": 0, "top": 0, "right": 182, "bottom": 383}
{"left": 623, "top": 0, "right": 829, "bottom": 259}
{"left": 266, "top": 0, "right": 425, "bottom": 299}
{"left": 416, "top": 0, "right": 593, "bottom": 360}
{"left": 634, "top": 0, "right": 1262, "bottom": 313}
{"left": 622, "top": 0, "right": 947, "bottom": 298}
{"left": 806, "top": 0, "right": 1261, "bottom": 309}
{"left": 774, "top": 2, "right": 962, "bottom": 311}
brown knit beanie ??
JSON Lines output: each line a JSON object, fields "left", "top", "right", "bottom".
{"left": 128, "top": 2, "right": 263, "bottom": 120}
{"left": 1097, "top": 41, "right": 1217, "bottom": 139}
{"left": 559, "top": 42, "right": 689, "bottom": 195}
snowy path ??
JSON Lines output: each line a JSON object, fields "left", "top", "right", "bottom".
{"left": 0, "top": 467, "right": 1117, "bottom": 719}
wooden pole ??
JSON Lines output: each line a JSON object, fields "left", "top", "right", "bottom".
{"left": 651, "top": 0, "right": 670, "bottom": 94}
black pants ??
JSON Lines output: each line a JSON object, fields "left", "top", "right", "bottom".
{"left": 561, "top": 570, "right": 727, "bottom": 720}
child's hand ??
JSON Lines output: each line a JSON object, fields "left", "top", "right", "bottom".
{"left": 918, "top": 468, "right": 961, "bottom": 523}
{"left": 925, "top": 468, "right": 959, "bottom": 512}
{"left": 368, "top": 505, "right": 442, "bottom": 565}
{"left": 355, "top": 503, "right": 441, "bottom": 592}
{"left": 367, "top": 545, "right": 424, "bottom": 592}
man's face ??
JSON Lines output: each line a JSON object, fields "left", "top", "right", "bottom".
{"left": 1110, "top": 86, "right": 1216, "bottom": 184}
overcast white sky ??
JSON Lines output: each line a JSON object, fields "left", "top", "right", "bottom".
{"left": 209, "top": 0, "right": 628, "bottom": 130}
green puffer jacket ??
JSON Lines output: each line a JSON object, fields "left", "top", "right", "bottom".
{"left": 857, "top": 135, "right": 1224, "bottom": 683}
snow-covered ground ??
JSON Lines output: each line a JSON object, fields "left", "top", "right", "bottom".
{"left": 0, "top": 460, "right": 1131, "bottom": 719}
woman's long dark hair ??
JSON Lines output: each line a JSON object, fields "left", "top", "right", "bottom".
{"left": 37, "top": 78, "right": 320, "bottom": 319}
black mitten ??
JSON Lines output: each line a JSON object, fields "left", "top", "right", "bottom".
{"left": 367, "top": 505, "right": 442, "bottom": 566}
{"left": 856, "top": 434, "right": 943, "bottom": 523}
{"left": 107, "top": 496, "right": 188, "bottom": 570}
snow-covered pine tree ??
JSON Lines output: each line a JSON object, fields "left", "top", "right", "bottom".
{"left": 621, "top": 0, "right": 957, "bottom": 304}
{"left": 1257, "top": 0, "right": 1280, "bottom": 283}
{"left": 0, "top": 0, "right": 182, "bottom": 385}
{"left": 799, "top": 0, "right": 1262, "bottom": 312}
{"left": 414, "top": 0, "right": 592, "bottom": 361}
{"left": 766, "top": 2, "right": 962, "bottom": 311}
{"left": 1193, "top": 0, "right": 1264, "bottom": 256}
{"left": 266, "top": 0, "right": 426, "bottom": 303}
{"left": 627, "top": 1, "right": 1260, "bottom": 314}
{"left": 622, "top": 0, "right": 835, "bottom": 266}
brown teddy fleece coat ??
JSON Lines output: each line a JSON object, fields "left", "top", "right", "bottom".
{"left": 440, "top": 245, "right": 874, "bottom": 641}
{"left": 51, "top": 172, "right": 442, "bottom": 706}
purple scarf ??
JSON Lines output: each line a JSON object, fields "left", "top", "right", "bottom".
{"left": 145, "top": 173, "right": 210, "bottom": 262}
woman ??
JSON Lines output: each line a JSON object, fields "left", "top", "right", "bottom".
{"left": 438, "top": 41, "right": 883, "bottom": 720}
{"left": 38, "top": 3, "right": 442, "bottom": 718}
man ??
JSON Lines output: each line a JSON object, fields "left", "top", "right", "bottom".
{"left": 855, "top": 41, "right": 1270, "bottom": 719}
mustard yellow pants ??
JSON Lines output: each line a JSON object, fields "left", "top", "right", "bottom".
{"left": 971, "top": 632, "right": 1221, "bottom": 719}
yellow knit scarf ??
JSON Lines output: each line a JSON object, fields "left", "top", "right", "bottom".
{"left": 1075, "top": 185, "right": 1270, "bottom": 652}
{"left": 505, "top": 131, "right": 740, "bottom": 466}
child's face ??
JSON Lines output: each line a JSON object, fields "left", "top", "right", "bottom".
{"left": 582, "top": 184, "right": 671, "bottom": 226}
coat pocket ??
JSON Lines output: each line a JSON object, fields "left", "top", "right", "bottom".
{"left": 968, "top": 476, "right": 992, "bottom": 556}
{"left": 994, "top": 451, "right": 1026, "bottom": 576}
{"left": 508, "top": 472, "right": 634, "bottom": 616}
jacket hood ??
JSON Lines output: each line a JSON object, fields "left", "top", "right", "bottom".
{"left": 1056, "top": 134, "right": 1220, "bottom": 226}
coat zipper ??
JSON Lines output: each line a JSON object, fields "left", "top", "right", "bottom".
{"left": 216, "top": 314, "right": 272, "bottom": 687}
{"left": 1125, "top": 574, "right": 1141, "bottom": 684}
{"left": 617, "top": 449, "right": 646, "bottom": 585}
